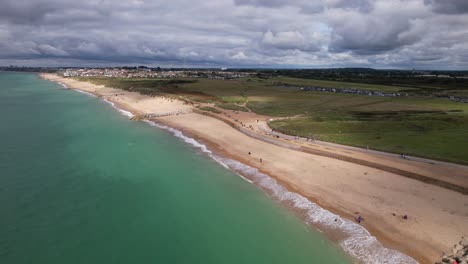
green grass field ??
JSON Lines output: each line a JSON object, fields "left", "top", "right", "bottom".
{"left": 74, "top": 75, "right": 468, "bottom": 164}
{"left": 215, "top": 103, "right": 250, "bottom": 112}
{"left": 270, "top": 76, "right": 410, "bottom": 92}
{"left": 269, "top": 110, "right": 468, "bottom": 164}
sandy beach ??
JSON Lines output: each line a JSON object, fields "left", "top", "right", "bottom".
{"left": 40, "top": 73, "right": 468, "bottom": 264}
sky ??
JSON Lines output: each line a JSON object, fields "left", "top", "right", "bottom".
{"left": 1, "top": 0, "right": 468, "bottom": 69}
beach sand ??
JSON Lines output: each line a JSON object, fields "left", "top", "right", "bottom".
{"left": 40, "top": 73, "right": 468, "bottom": 264}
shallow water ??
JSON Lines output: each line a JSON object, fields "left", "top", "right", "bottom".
{"left": 0, "top": 72, "right": 353, "bottom": 263}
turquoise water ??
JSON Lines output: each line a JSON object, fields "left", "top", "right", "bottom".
{"left": 0, "top": 72, "right": 352, "bottom": 264}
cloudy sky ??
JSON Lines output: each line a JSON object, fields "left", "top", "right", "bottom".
{"left": 1, "top": 0, "right": 467, "bottom": 69}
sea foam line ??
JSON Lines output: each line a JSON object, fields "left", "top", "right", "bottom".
{"left": 70, "top": 87, "right": 133, "bottom": 118}
{"left": 73, "top": 89, "right": 418, "bottom": 264}
{"left": 102, "top": 98, "right": 135, "bottom": 118}
{"left": 58, "top": 82, "right": 69, "bottom": 89}
{"left": 142, "top": 119, "right": 417, "bottom": 264}
{"left": 72, "top": 88, "right": 97, "bottom": 98}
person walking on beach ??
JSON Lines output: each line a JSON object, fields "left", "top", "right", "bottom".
{"left": 356, "top": 215, "right": 363, "bottom": 223}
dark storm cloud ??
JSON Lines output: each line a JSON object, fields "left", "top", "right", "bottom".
{"left": 233, "top": 0, "right": 374, "bottom": 13}
{"left": 327, "top": 4, "right": 422, "bottom": 54}
{"left": 233, "top": 0, "right": 325, "bottom": 13}
{"left": 0, "top": 0, "right": 57, "bottom": 24}
{"left": 234, "top": 0, "right": 286, "bottom": 8}
{"left": 0, "top": 0, "right": 467, "bottom": 69}
{"left": 326, "top": 0, "right": 374, "bottom": 12}
{"left": 424, "top": 0, "right": 468, "bottom": 14}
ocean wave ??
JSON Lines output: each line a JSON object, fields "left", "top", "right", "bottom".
{"left": 71, "top": 88, "right": 133, "bottom": 118}
{"left": 142, "top": 120, "right": 211, "bottom": 154}
{"left": 102, "top": 99, "right": 135, "bottom": 118}
{"left": 84, "top": 95, "right": 417, "bottom": 264}
{"left": 142, "top": 118, "right": 418, "bottom": 264}
{"left": 58, "top": 82, "right": 69, "bottom": 89}
{"left": 73, "top": 89, "right": 97, "bottom": 98}
{"left": 225, "top": 158, "right": 417, "bottom": 264}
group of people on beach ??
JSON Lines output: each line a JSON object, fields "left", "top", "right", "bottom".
{"left": 248, "top": 151, "right": 262, "bottom": 163}
{"left": 221, "top": 112, "right": 258, "bottom": 133}
{"left": 355, "top": 213, "right": 409, "bottom": 224}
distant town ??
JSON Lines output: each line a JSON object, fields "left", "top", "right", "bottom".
{"left": 1, "top": 66, "right": 467, "bottom": 103}
{"left": 60, "top": 67, "right": 254, "bottom": 79}
{"left": 0, "top": 66, "right": 255, "bottom": 80}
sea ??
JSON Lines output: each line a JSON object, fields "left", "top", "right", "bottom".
{"left": 0, "top": 72, "right": 416, "bottom": 264}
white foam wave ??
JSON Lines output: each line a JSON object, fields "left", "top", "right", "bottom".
{"left": 142, "top": 120, "right": 211, "bottom": 154}
{"left": 102, "top": 99, "right": 135, "bottom": 118}
{"left": 141, "top": 119, "right": 418, "bottom": 264}
{"left": 82, "top": 95, "right": 417, "bottom": 264}
{"left": 142, "top": 120, "right": 255, "bottom": 185}
{"left": 72, "top": 89, "right": 134, "bottom": 119}
{"left": 58, "top": 82, "right": 69, "bottom": 89}
{"left": 73, "top": 89, "right": 97, "bottom": 98}
{"left": 212, "top": 157, "right": 418, "bottom": 264}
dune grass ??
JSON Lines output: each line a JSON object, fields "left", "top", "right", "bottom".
{"left": 198, "top": 106, "right": 222, "bottom": 114}
{"left": 74, "top": 75, "right": 468, "bottom": 164}
{"left": 215, "top": 103, "right": 250, "bottom": 112}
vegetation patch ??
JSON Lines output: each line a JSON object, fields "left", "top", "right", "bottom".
{"left": 270, "top": 111, "right": 468, "bottom": 164}
{"left": 75, "top": 75, "right": 468, "bottom": 164}
{"left": 75, "top": 77, "right": 197, "bottom": 96}
{"left": 198, "top": 106, "right": 222, "bottom": 114}
{"left": 215, "top": 103, "right": 250, "bottom": 112}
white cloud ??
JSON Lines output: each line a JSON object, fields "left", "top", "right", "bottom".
{"left": 231, "top": 51, "right": 248, "bottom": 60}
{"left": 261, "top": 30, "right": 320, "bottom": 52}
{"left": 0, "top": 0, "right": 467, "bottom": 69}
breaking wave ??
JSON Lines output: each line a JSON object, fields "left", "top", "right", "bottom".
{"left": 102, "top": 99, "right": 135, "bottom": 118}
{"left": 142, "top": 119, "right": 417, "bottom": 264}
{"left": 73, "top": 89, "right": 97, "bottom": 98}
{"left": 72, "top": 90, "right": 418, "bottom": 264}
{"left": 58, "top": 82, "right": 69, "bottom": 89}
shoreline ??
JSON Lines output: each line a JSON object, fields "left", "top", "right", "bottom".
{"left": 148, "top": 118, "right": 418, "bottom": 264}
{"left": 192, "top": 109, "right": 468, "bottom": 195}
{"left": 153, "top": 115, "right": 422, "bottom": 264}
{"left": 39, "top": 73, "right": 468, "bottom": 264}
